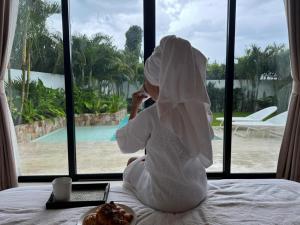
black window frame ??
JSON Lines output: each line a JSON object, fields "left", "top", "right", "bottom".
{"left": 18, "top": 0, "right": 276, "bottom": 183}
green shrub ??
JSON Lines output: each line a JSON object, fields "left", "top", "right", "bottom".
{"left": 7, "top": 79, "right": 127, "bottom": 124}
{"left": 256, "top": 96, "right": 276, "bottom": 109}
{"left": 108, "top": 95, "right": 127, "bottom": 113}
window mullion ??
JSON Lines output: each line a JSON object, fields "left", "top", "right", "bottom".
{"left": 223, "top": 0, "right": 236, "bottom": 177}
{"left": 61, "top": 0, "right": 77, "bottom": 178}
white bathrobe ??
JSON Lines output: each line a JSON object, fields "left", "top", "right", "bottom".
{"left": 116, "top": 36, "right": 213, "bottom": 213}
{"left": 116, "top": 104, "right": 208, "bottom": 213}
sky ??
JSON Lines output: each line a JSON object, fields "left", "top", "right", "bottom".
{"left": 47, "top": 0, "right": 289, "bottom": 63}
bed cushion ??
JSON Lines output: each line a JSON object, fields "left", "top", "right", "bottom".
{"left": 0, "top": 179, "right": 300, "bottom": 225}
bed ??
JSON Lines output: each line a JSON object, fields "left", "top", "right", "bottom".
{"left": 0, "top": 179, "right": 300, "bottom": 225}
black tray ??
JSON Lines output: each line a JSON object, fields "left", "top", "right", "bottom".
{"left": 46, "top": 182, "right": 110, "bottom": 209}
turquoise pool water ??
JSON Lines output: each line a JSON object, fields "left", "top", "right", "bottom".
{"left": 34, "top": 115, "right": 221, "bottom": 143}
{"left": 34, "top": 116, "right": 129, "bottom": 143}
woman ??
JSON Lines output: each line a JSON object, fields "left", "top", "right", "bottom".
{"left": 116, "top": 35, "right": 213, "bottom": 213}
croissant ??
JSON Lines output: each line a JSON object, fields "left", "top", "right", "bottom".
{"left": 83, "top": 213, "right": 97, "bottom": 225}
{"left": 83, "top": 202, "right": 133, "bottom": 225}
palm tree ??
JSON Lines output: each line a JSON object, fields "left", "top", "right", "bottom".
{"left": 12, "top": 0, "right": 60, "bottom": 124}
{"left": 72, "top": 34, "right": 89, "bottom": 87}
{"left": 51, "top": 33, "right": 64, "bottom": 75}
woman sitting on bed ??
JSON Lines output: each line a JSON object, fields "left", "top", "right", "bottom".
{"left": 116, "top": 35, "right": 214, "bottom": 213}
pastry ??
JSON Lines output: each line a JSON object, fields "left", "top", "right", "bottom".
{"left": 83, "top": 213, "right": 97, "bottom": 225}
{"left": 83, "top": 202, "right": 133, "bottom": 225}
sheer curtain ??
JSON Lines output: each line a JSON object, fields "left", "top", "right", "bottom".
{"left": 277, "top": 0, "right": 300, "bottom": 182}
{"left": 0, "top": 0, "right": 19, "bottom": 190}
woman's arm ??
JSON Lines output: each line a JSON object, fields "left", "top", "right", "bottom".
{"left": 129, "top": 90, "right": 148, "bottom": 120}
{"left": 116, "top": 91, "right": 152, "bottom": 153}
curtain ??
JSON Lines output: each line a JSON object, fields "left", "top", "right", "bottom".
{"left": 0, "top": 0, "right": 19, "bottom": 190}
{"left": 277, "top": 0, "right": 300, "bottom": 182}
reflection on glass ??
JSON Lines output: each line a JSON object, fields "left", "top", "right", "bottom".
{"left": 157, "top": 0, "right": 227, "bottom": 172}
{"left": 231, "top": 0, "right": 291, "bottom": 173}
{"left": 70, "top": 1, "right": 144, "bottom": 173}
{"left": 6, "top": 0, "right": 67, "bottom": 175}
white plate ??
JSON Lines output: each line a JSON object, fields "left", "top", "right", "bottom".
{"left": 77, "top": 203, "right": 137, "bottom": 225}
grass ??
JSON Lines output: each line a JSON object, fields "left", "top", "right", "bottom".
{"left": 212, "top": 112, "right": 250, "bottom": 126}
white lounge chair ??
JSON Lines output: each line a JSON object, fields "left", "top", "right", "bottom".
{"left": 232, "top": 111, "right": 288, "bottom": 137}
{"left": 216, "top": 106, "right": 278, "bottom": 127}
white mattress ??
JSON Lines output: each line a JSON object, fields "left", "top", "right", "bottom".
{"left": 0, "top": 179, "right": 300, "bottom": 225}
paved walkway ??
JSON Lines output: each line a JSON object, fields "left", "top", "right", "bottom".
{"left": 17, "top": 127, "right": 283, "bottom": 175}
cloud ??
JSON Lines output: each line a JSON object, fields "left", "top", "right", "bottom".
{"left": 235, "top": 0, "right": 288, "bottom": 57}
{"left": 46, "top": 0, "right": 289, "bottom": 63}
{"left": 157, "top": 0, "right": 227, "bottom": 62}
{"left": 70, "top": 0, "right": 143, "bottom": 49}
{"left": 157, "top": 0, "right": 288, "bottom": 62}
{"left": 47, "top": 0, "right": 143, "bottom": 50}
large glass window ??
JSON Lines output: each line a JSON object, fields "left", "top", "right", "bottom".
{"left": 156, "top": 0, "right": 227, "bottom": 172}
{"left": 70, "top": 0, "right": 144, "bottom": 174}
{"left": 231, "top": 0, "right": 291, "bottom": 173}
{"left": 6, "top": 0, "right": 68, "bottom": 175}
{"left": 13, "top": 0, "right": 292, "bottom": 180}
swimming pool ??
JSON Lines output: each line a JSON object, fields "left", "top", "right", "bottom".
{"left": 34, "top": 115, "right": 221, "bottom": 143}
{"left": 34, "top": 116, "right": 129, "bottom": 143}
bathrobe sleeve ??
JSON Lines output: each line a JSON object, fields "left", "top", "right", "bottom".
{"left": 116, "top": 110, "right": 152, "bottom": 153}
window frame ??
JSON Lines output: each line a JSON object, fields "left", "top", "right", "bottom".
{"left": 18, "top": 0, "right": 276, "bottom": 183}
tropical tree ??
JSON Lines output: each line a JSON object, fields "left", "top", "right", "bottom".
{"left": 72, "top": 34, "right": 89, "bottom": 86}
{"left": 206, "top": 61, "right": 225, "bottom": 80}
{"left": 125, "top": 25, "right": 143, "bottom": 62}
{"left": 9, "top": 0, "right": 61, "bottom": 124}
{"left": 51, "top": 32, "right": 64, "bottom": 75}
{"left": 123, "top": 25, "right": 143, "bottom": 97}
{"left": 235, "top": 44, "right": 291, "bottom": 112}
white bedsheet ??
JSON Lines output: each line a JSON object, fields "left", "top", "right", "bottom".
{"left": 0, "top": 179, "right": 300, "bottom": 225}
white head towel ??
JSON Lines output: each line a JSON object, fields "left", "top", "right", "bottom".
{"left": 144, "top": 35, "right": 213, "bottom": 168}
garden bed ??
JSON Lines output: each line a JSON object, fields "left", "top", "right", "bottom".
{"left": 15, "top": 109, "right": 127, "bottom": 143}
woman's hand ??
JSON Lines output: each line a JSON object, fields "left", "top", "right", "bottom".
{"left": 129, "top": 90, "right": 148, "bottom": 120}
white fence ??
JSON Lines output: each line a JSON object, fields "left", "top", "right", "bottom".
{"left": 5, "top": 69, "right": 276, "bottom": 98}
{"left": 5, "top": 69, "right": 65, "bottom": 89}
{"left": 207, "top": 80, "right": 275, "bottom": 98}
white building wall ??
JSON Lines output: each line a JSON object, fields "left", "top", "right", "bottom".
{"left": 4, "top": 69, "right": 276, "bottom": 98}
{"left": 5, "top": 69, "right": 65, "bottom": 89}
{"left": 207, "top": 80, "right": 275, "bottom": 98}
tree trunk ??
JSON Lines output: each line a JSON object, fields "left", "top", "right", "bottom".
{"left": 53, "top": 45, "right": 63, "bottom": 74}
{"left": 238, "top": 79, "right": 244, "bottom": 112}
{"left": 126, "top": 81, "right": 130, "bottom": 99}
{"left": 81, "top": 67, "right": 85, "bottom": 86}
{"left": 254, "top": 77, "right": 261, "bottom": 110}
{"left": 18, "top": 6, "right": 29, "bottom": 125}
{"left": 25, "top": 39, "right": 31, "bottom": 102}
{"left": 7, "top": 63, "right": 13, "bottom": 108}
{"left": 89, "top": 69, "right": 92, "bottom": 88}
{"left": 18, "top": 37, "right": 27, "bottom": 125}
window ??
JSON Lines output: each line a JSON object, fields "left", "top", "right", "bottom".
{"left": 156, "top": 0, "right": 227, "bottom": 172}
{"left": 70, "top": 0, "right": 144, "bottom": 174}
{"left": 7, "top": 0, "right": 68, "bottom": 175}
{"left": 13, "top": 0, "right": 290, "bottom": 181}
{"left": 231, "top": 0, "right": 291, "bottom": 173}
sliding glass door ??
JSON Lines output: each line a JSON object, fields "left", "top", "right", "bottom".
{"left": 69, "top": 1, "right": 145, "bottom": 174}
{"left": 14, "top": 0, "right": 291, "bottom": 181}
{"left": 7, "top": 0, "right": 68, "bottom": 176}
{"left": 156, "top": 0, "right": 227, "bottom": 172}
{"left": 231, "top": 0, "right": 291, "bottom": 173}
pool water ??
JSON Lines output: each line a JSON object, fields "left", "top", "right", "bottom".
{"left": 34, "top": 115, "right": 221, "bottom": 143}
{"left": 34, "top": 116, "right": 129, "bottom": 143}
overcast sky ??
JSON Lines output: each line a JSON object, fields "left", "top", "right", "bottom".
{"left": 47, "top": 0, "right": 289, "bottom": 63}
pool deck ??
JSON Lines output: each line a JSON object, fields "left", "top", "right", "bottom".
{"left": 17, "top": 127, "right": 283, "bottom": 175}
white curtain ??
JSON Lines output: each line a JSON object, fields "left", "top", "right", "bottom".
{"left": 277, "top": 0, "right": 300, "bottom": 182}
{"left": 0, "top": 0, "right": 19, "bottom": 190}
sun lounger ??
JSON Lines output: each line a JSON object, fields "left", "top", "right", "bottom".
{"left": 216, "top": 106, "right": 278, "bottom": 127}
{"left": 232, "top": 111, "right": 288, "bottom": 137}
